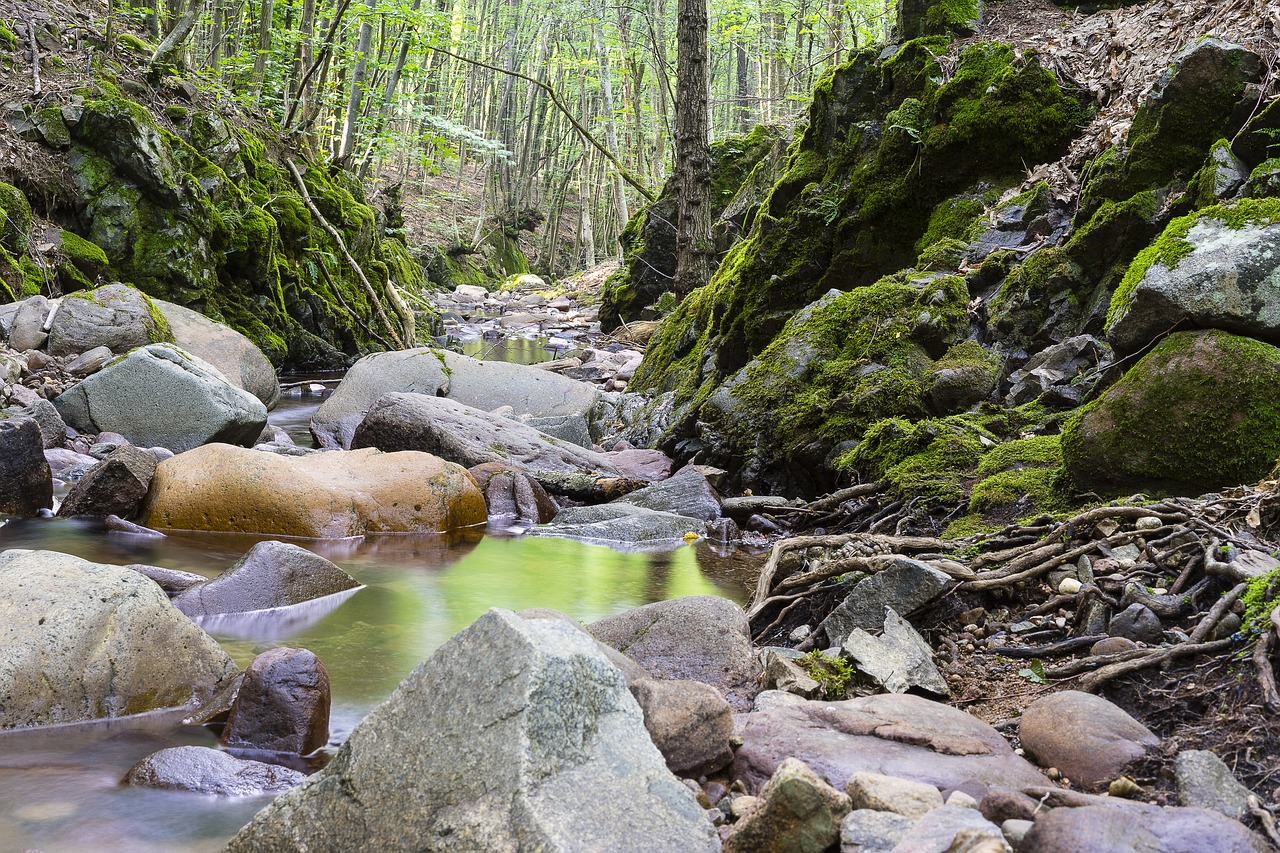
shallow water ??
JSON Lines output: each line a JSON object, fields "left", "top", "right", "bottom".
{"left": 0, "top": 388, "right": 761, "bottom": 852}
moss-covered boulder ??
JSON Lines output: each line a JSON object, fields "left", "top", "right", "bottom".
{"left": 600, "top": 125, "right": 786, "bottom": 329}
{"left": 0, "top": 182, "right": 32, "bottom": 255}
{"left": 1105, "top": 198, "right": 1280, "bottom": 353}
{"left": 1061, "top": 329, "right": 1280, "bottom": 494}
{"left": 897, "top": 0, "right": 984, "bottom": 39}
{"left": 46, "top": 282, "right": 173, "bottom": 357}
{"left": 927, "top": 341, "right": 1001, "bottom": 412}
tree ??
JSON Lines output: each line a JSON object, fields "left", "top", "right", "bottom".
{"left": 672, "top": 0, "right": 712, "bottom": 295}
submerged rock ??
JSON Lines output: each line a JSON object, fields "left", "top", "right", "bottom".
{"left": 0, "top": 550, "right": 238, "bottom": 729}
{"left": 173, "top": 540, "right": 360, "bottom": 616}
{"left": 226, "top": 609, "right": 718, "bottom": 852}
{"left": 123, "top": 745, "right": 305, "bottom": 796}
{"left": 53, "top": 343, "right": 268, "bottom": 453}
{"left": 524, "top": 503, "right": 705, "bottom": 548}
{"left": 138, "top": 443, "right": 487, "bottom": 537}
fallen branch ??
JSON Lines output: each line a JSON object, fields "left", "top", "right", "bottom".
{"left": 27, "top": 20, "right": 41, "bottom": 95}
{"left": 807, "top": 483, "right": 885, "bottom": 513}
{"left": 1254, "top": 625, "right": 1280, "bottom": 713}
{"left": 1076, "top": 638, "right": 1234, "bottom": 693}
{"left": 1187, "top": 582, "right": 1247, "bottom": 644}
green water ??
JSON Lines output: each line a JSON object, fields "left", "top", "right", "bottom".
{"left": 0, "top": 518, "right": 759, "bottom": 852}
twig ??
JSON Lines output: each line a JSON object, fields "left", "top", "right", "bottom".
{"left": 28, "top": 21, "right": 41, "bottom": 96}
{"left": 1254, "top": 627, "right": 1280, "bottom": 713}
{"left": 1077, "top": 638, "right": 1234, "bottom": 692}
{"left": 1247, "top": 795, "right": 1280, "bottom": 849}
{"left": 988, "top": 635, "right": 1108, "bottom": 659}
{"left": 1187, "top": 582, "right": 1247, "bottom": 644}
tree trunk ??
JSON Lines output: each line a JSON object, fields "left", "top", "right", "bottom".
{"left": 672, "top": 0, "right": 711, "bottom": 296}
{"left": 149, "top": 0, "right": 207, "bottom": 75}
{"left": 250, "top": 0, "right": 274, "bottom": 96}
{"left": 338, "top": 0, "right": 376, "bottom": 164}
{"left": 586, "top": 5, "right": 630, "bottom": 240}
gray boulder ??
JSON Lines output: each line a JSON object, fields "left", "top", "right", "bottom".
{"left": 225, "top": 609, "right": 718, "bottom": 852}
{"left": 53, "top": 343, "right": 268, "bottom": 453}
{"left": 1018, "top": 691, "right": 1159, "bottom": 790}
{"left": 733, "top": 692, "right": 1048, "bottom": 794}
{"left": 525, "top": 503, "right": 704, "bottom": 548}
{"left": 46, "top": 284, "right": 173, "bottom": 358}
{"left": 0, "top": 550, "right": 239, "bottom": 728}
{"left": 631, "top": 678, "right": 735, "bottom": 777}
{"left": 311, "top": 348, "right": 598, "bottom": 449}
{"left": 590, "top": 596, "right": 760, "bottom": 712}
{"left": 1020, "top": 803, "right": 1268, "bottom": 853}
{"left": 1107, "top": 205, "right": 1280, "bottom": 353}
{"left": 524, "top": 413, "right": 592, "bottom": 448}
{"left": 818, "top": 557, "right": 954, "bottom": 646}
{"left": 351, "top": 391, "right": 623, "bottom": 478}
{"left": 19, "top": 399, "right": 67, "bottom": 448}
{"left": 0, "top": 417, "right": 52, "bottom": 515}
{"left": 221, "top": 647, "right": 331, "bottom": 755}
{"left": 614, "top": 465, "right": 722, "bottom": 520}
{"left": 8, "top": 295, "right": 50, "bottom": 351}
{"left": 1005, "top": 335, "right": 1112, "bottom": 408}
{"left": 1174, "top": 749, "right": 1254, "bottom": 820}
{"left": 156, "top": 300, "right": 280, "bottom": 409}
{"left": 56, "top": 444, "right": 157, "bottom": 518}
{"left": 842, "top": 607, "right": 949, "bottom": 696}
{"left": 123, "top": 746, "right": 305, "bottom": 796}
{"left": 173, "top": 540, "right": 361, "bottom": 617}
{"left": 840, "top": 809, "right": 914, "bottom": 853}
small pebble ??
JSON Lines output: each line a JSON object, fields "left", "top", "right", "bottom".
{"left": 789, "top": 624, "right": 812, "bottom": 643}
{"left": 1058, "top": 577, "right": 1083, "bottom": 595}
{"left": 1002, "top": 819, "right": 1034, "bottom": 847}
{"left": 729, "top": 795, "right": 758, "bottom": 819}
{"left": 1135, "top": 516, "right": 1163, "bottom": 531}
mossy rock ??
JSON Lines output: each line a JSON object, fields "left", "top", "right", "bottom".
{"left": 897, "top": 0, "right": 983, "bottom": 39}
{"left": 0, "top": 182, "right": 32, "bottom": 254}
{"left": 927, "top": 340, "right": 1001, "bottom": 412}
{"left": 968, "top": 434, "right": 1067, "bottom": 515}
{"left": 1061, "top": 329, "right": 1280, "bottom": 494}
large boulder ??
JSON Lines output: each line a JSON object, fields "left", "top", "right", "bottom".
{"left": 0, "top": 417, "right": 52, "bottom": 516}
{"left": 138, "top": 443, "right": 487, "bottom": 537}
{"left": 55, "top": 444, "right": 157, "bottom": 518}
{"left": 123, "top": 746, "right": 305, "bottom": 796}
{"left": 589, "top": 596, "right": 760, "bottom": 712}
{"left": 351, "top": 391, "right": 623, "bottom": 478}
{"left": 45, "top": 283, "right": 173, "bottom": 358}
{"left": 1018, "top": 691, "right": 1159, "bottom": 791}
{"left": 1020, "top": 803, "right": 1268, "bottom": 853}
{"left": 1061, "top": 330, "right": 1280, "bottom": 493}
{"left": 311, "top": 348, "right": 598, "bottom": 449}
{"left": 1106, "top": 200, "right": 1280, "bottom": 353}
{"left": 614, "top": 465, "right": 722, "bottom": 520}
{"left": 0, "top": 550, "right": 239, "bottom": 729}
{"left": 173, "top": 540, "right": 361, "bottom": 616}
{"left": 733, "top": 692, "right": 1048, "bottom": 795}
{"left": 53, "top": 343, "right": 268, "bottom": 453}
{"left": 155, "top": 299, "right": 280, "bottom": 409}
{"left": 226, "top": 609, "right": 719, "bottom": 851}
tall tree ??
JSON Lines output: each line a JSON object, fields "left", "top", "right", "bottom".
{"left": 672, "top": 0, "right": 711, "bottom": 295}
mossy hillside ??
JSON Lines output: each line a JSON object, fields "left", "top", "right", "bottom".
{"left": 1061, "top": 329, "right": 1280, "bottom": 494}
{"left": 841, "top": 415, "right": 989, "bottom": 507}
{"left": 701, "top": 41, "right": 1086, "bottom": 379}
{"left": 969, "top": 434, "right": 1067, "bottom": 513}
{"left": 1105, "top": 196, "right": 1280, "bottom": 331}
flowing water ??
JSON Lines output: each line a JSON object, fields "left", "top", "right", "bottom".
{"left": 0, "top": 383, "right": 762, "bottom": 852}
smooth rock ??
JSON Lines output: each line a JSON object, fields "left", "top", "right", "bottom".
{"left": 44, "top": 447, "right": 98, "bottom": 480}
{"left": 53, "top": 343, "right": 267, "bottom": 453}
{"left": 590, "top": 596, "right": 760, "bottom": 712}
{"left": 468, "top": 462, "right": 559, "bottom": 524}
{"left": 20, "top": 399, "right": 68, "bottom": 448}
{"left": 842, "top": 607, "right": 949, "bottom": 696}
{"left": 733, "top": 692, "right": 1048, "bottom": 795}
{"left": 0, "top": 550, "right": 238, "bottom": 728}
{"left": 604, "top": 447, "right": 674, "bottom": 481}
{"left": 1020, "top": 803, "right": 1268, "bottom": 853}
{"left": 56, "top": 445, "right": 157, "bottom": 518}
{"left": 221, "top": 647, "right": 330, "bottom": 755}
{"left": 46, "top": 284, "right": 173, "bottom": 358}
{"left": 524, "top": 413, "right": 592, "bottom": 448}
{"left": 614, "top": 465, "right": 722, "bottom": 520}
{"left": 8, "top": 295, "right": 50, "bottom": 351}
{"left": 1018, "top": 691, "right": 1159, "bottom": 790}
{"left": 1091, "top": 636, "right": 1139, "bottom": 656}
{"left": 893, "top": 804, "right": 1008, "bottom": 852}
{"left": 1174, "top": 749, "right": 1254, "bottom": 820}
{"left": 846, "top": 771, "right": 944, "bottom": 819}
{"left": 156, "top": 300, "right": 281, "bottom": 409}
{"left": 226, "top": 609, "right": 719, "bottom": 852}
{"left": 309, "top": 348, "right": 450, "bottom": 448}
{"left": 123, "top": 562, "right": 206, "bottom": 595}
{"left": 173, "top": 540, "right": 360, "bottom": 616}
{"left": 139, "top": 443, "right": 487, "bottom": 537}
{"left": 66, "top": 345, "right": 113, "bottom": 377}
{"left": 817, "top": 558, "right": 954, "bottom": 646}
{"left": 1108, "top": 603, "right": 1163, "bottom": 643}
{"left": 0, "top": 417, "right": 52, "bottom": 515}
{"left": 840, "top": 808, "right": 914, "bottom": 853}
{"left": 631, "top": 678, "right": 735, "bottom": 777}
{"left": 723, "top": 758, "right": 851, "bottom": 853}
{"left": 526, "top": 503, "right": 705, "bottom": 548}
{"left": 123, "top": 746, "right": 304, "bottom": 796}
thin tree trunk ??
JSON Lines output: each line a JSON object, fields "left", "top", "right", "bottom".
{"left": 149, "top": 0, "right": 207, "bottom": 75}
{"left": 673, "top": 0, "right": 711, "bottom": 296}
{"left": 250, "top": 0, "right": 274, "bottom": 96}
{"left": 338, "top": 0, "right": 376, "bottom": 163}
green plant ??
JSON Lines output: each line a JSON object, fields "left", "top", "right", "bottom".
{"left": 1017, "top": 658, "right": 1048, "bottom": 684}
{"left": 798, "top": 649, "right": 855, "bottom": 699}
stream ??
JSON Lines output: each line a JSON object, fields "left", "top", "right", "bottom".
{"left": 0, "top": 376, "right": 762, "bottom": 852}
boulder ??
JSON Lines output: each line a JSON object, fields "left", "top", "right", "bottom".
{"left": 44, "top": 446, "right": 98, "bottom": 481}
{"left": 53, "top": 343, "right": 268, "bottom": 453}
{"left": 842, "top": 607, "right": 949, "bottom": 696}
{"left": 840, "top": 809, "right": 915, "bottom": 853}
{"left": 351, "top": 392, "right": 623, "bottom": 480}
{"left": 590, "top": 596, "right": 761, "bottom": 711}
{"left": 123, "top": 562, "right": 206, "bottom": 595}
{"left": 604, "top": 447, "right": 674, "bottom": 481}
{"left": 156, "top": 299, "right": 280, "bottom": 409}
{"left": 733, "top": 692, "right": 1048, "bottom": 795}
{"left": 631, "top": 678, "right": 735, "bottom": 777}
{"left": 1005, "top": 335, "right": 1111, "bottom": 408}
{"left": 56, "top": 444, "right": 157, "bottom": 518}
{"left": 723, "top": 757, "right": 852, "bottom": 853}
{"left": 1108, "top": 603, "right": 1163, "bottom": 643}
{"left": 525, "top": 503, "right": 705, "bottom": 548}
{"left": 846, "top": 771, "right": 945, "bottom": 820}
{"left": 311, "top": 348, "right": 598, "bottom": 449}
{"left": 19, "top": 399, "right": 68, "bottom": 448}
{"left": 225, "top": 609, "right": 719, "bottom": 852}
{"left": 891, "top": 805, "right": 1007, "bottom": 852}
{"left": 138, "top": 443, "right": 487, "bottom": 537}
{"left": 614, "top": 465, "right": 722, "bottom": 520}
{"left": 0, "top": 417, "right": 52, "bottom": 515}
{"left": 1061, "top": 330, "right": 1280, "bottom": 493}
{"left": 221, "top": 647, "right": 330, "bottom": 755}
{"left": 1018, "top": 691, "right": 1159, "bottom": 790}
{"left": 123, "top": 746, "right": 305, "bottom": 796}
{"left": 468, "top": 462, "right": 559, "bottom": 524}
{"left": 45, "top": 283, "right": 173, "bottom": 358}
{"left": 817, "top": 557, "right": 954, "bottom": 646}
{"left": 8, "top": 295, "right": 50, "bottom": 351}
{"left": 0, "top": 550, "right": 238, "bottom": 728}
{"left": 173, "top": 540, "right": 360, "bottom": 616}
{"left": 524, "top": 413, "right": 592, "bottom": 448}
{"left": 1020, "top": 804, "right": 1268, "bottom": 853}
{"left": 1174, "top": 750, "right": 1254, "bottom": 820}
{"left": 1106, "top": 201, "right": 1280, "bottom": 353}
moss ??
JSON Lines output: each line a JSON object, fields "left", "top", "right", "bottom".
{"left": 164, "top": 105, "right": 190, "bottom": 122}
{"left": 916, "top": 197, "right": 984, "bottom": 254}
{"left": 842, "top": 415, "right": 988, "bottom": 507}
{"left": 976, "top": 434, "right": 1062, "bottom": 477}
{"left": 59, "top": 230, "right": 109, "bottom": 275}
{"left": 0, "top": 182, "right": 32, "bottom": 255}
{"left": 986, "top": 247, "right": 1087, "bottom": 344}
{"left": 1107, "top": 197, "right": 1280, "bottom": 328}
{"left": 1242, "top": 569, "right": 1280, "bottom": 634}
{"left": 969, "top": 466, "right": 1067, "bottom": 513}
{"left": 943, "top": 513, "right": 1001, "bottom": 539}
{"left": 116, "top": 33, "right": 154, "bottom": 55}
{"left": 797, "top": 650, "right": 855, "bottom": 699}
{"left": 33, "top": 106, "right": 70, "bottom": 148}
{"left": 916, "top": 237, "right": 968, "bottom": 271}
{"left": 18, "top": 256, "right": 45, "bottom": 296}
{"left": 0, "top": 22, "right": 17, "bottom": 50}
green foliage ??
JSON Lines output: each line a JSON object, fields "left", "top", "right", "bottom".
{"left": 0, "top": 182, "right": 32, "bottom": 255}
{"left": 797, "top": 650, "right": 855, "bottom": 700}
{"left": 1242, "top": 569, "right": 1280, "bottom": 634}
